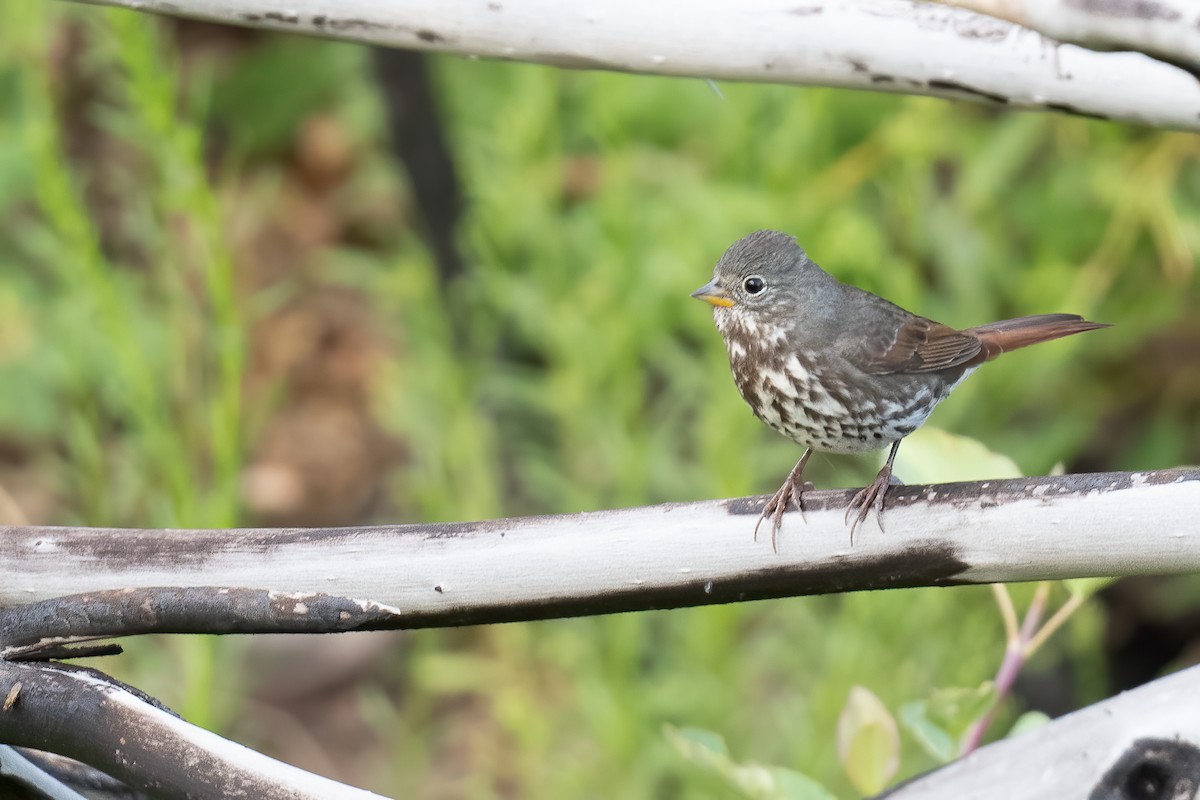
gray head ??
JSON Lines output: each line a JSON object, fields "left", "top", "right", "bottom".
{"left": 691, "top": 231, "right": 830, "bottom": 329}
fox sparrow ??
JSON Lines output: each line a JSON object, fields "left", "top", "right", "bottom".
{"left": 692, "top": 230, "right": 1109, "bottom": 548}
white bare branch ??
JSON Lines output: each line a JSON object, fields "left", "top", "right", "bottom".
{"left": 1, "top": 470, "right": 1197, "bottom": 653}
{"left": 942, "top": 0, "right": 1200, "bottom": 73}
{"left": 884, "top": 662, "right": 1200, "bottom": 799}
{"left": 71, "top": 0, "right": 1200, "bottom": 130}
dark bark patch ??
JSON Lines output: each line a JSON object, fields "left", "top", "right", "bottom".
{"left": 1046, "top": 102, "right": 1112, "bottom": 121}
{"left": 928, "top": 79, "right": 1010, "bottom": 104}
{"left": 1090, "top": 738, "right": 1200, "bottom": 799}
{"left": 1066, "top": 0, "right": 1181, "bottom": 20}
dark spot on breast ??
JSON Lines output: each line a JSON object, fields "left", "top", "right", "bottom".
{"left": 738, "top": 381, "right": 761, "bottom": 410}
{"left": 417, "top": 29, "right": 444, "bottom": 42}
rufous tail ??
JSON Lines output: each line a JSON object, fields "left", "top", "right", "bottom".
{"left": 967, "top": 314, "right": 1111, "bottom": 362}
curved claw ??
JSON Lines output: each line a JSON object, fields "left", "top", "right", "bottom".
{"left": 845, "top": 477, "right": 888, "bottom": 545}
{"left": 754, "top": 449, "right": 813, "bottom": 553}
{"left": 844, "top": 440, "right": 901, "bottom": 545}
{"left": 754, "top": 482, "right": 805, "bottom": 552}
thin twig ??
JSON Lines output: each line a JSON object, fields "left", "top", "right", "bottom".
{"left": 991, "top": 584, "right": 1019, "bottom": 644}
{"left": 1023, "top": 591, "right": 1087, "bottom": 659}
{"left": 961, "top": 583, "right": 1051, "bottom": 754}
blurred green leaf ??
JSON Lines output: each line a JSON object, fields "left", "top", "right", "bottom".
{"left": 1065, "top": 577, "right": 1116, "bottom": 600}
{"left": 664, "top": 725, "right": 836, "bottom": 800}
{"left": 892, "top": 427, "right": 1023, "bottom": 485}
{"left": 664, "top": 724, "right": 731, "bottom": 762}
{"left": 836, "top": 686, "right": 899, "bottom": 795}
{"left": 899, "top": 701, "right": 956, "bottom": 764}
{"left": 900, "top": 683, "right": 996, "bottom": 763}
{"left": 757, "top": 768, "right": 841, "bottom": 800}
{"left": 926, "top": 683, "right": 997, "bottom": 734}
{"left": 1006, "top": 710, "right": 1051, "bottom": 739}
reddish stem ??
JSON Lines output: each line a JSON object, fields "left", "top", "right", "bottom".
{"left": 960, "top": 584, "right": 1050, "bottom": 755}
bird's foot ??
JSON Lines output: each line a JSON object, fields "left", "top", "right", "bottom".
{"left": 754, "top": 450, "right": 813, "bottom": 553}
{"left": 845, "top": 465, "right": 893, "bottom": 545}
{"left": 754, "top": 478, "right": 805, "bottom": 553}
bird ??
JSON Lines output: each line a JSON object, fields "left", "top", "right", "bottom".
{"left": 691, "top": 230, "right": 1110, "bottom": 548}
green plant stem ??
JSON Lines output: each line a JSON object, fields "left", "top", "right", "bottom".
{"left": 991, "top": 584, "right": 1019, "bottom": 644}
{"left": 1022, "top": 591, "right": 1087, "bottom": 659}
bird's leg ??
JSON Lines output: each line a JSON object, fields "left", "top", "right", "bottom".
{"left": 846, "top": 440, "right": 901, "bottom": 544}
{"left": 755, "top": 448, "right": 813, "bottom": 553}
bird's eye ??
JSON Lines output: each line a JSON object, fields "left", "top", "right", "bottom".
{"left": 743, "top": 276, "right": 766, "bottom": 295}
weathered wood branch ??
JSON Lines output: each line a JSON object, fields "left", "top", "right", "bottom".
{"left": 943, "top": 0, "right": 1200, "bottom": 74}
{"left": 0, "top": 661, "right": 389, "bottom": 799}
{"left": 0, "top": 745, "right": 92, "bottom": 800}
{"left": 2, "top": 469, "right": 1197, "bottom": 656}
{"left": 881, "top": 662, "right": 1200, "bottom": 799}
{"left": 70, "top": 0, "right": 1200, "bottom": 130}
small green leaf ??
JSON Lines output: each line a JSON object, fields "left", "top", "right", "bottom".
{"left": 900, "top": 684, "right": 997, "bottom": 763}
{"left": 664, "top": 724, "right": 731, "bottom": 768}
{"left": 725, "top": 763, "right": 838, "bottom": 800}
{"left": 744, "top": 767, "right": 839, "bottom": 800}
{"left": 663, "top": 725, "right": 837, "bottom": 800}
{"left": 899, "top": 701, "right": 956, "bottom": 763}
{"left": 1006, "top": 711, "right": 1051, "bottom": 738}
{"left": 837, "top": 686, "right": 900, "bottom": 795}
{"left": 925, "top": 684, "right": 996, "bottom": 734}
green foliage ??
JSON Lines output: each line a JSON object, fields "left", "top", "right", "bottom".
{"left": 1006, "top": 710, "right": 1051, "bottom": 739}
{"left": 900, "top": 683, "right": 997, "bottom": 763}
{"left": 836, "top": 687, "right": 899, "bottom": 795}
{"left": 1064, "top": 577, "right": 1116, "bottom": 600}
{"left": 3, "top": 4, "right": 243, "bottom": 530}
{"left": 1, "top": 2, "right": 243, "bottom": 729}
{"left": 665, "top": 725, "right": 837, "bottom": 800}
{"left": 1, "top": 2, "right": 1196, "bottom": 797}
{"left": 894, "top": 427, "right": 1023, "bottom": 484}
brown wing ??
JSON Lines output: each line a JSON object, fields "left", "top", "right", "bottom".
{"left": 855, "top": 316, "right": 982, "bottom": 375}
